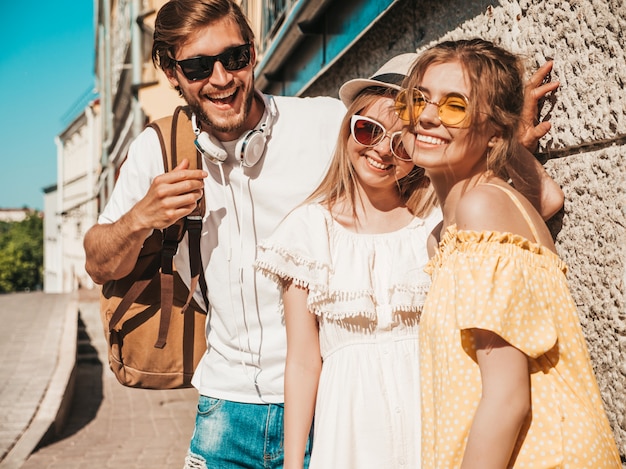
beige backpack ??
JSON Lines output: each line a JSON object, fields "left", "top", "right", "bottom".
{"left": 100, "top": 106, "right": 208, "bottom": 389}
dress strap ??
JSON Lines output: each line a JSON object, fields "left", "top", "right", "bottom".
{"left": 483, "top": 183, "right": 541, "bottom": 242}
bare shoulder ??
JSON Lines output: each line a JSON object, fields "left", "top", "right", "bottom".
{"left": 456, "top": 184, "right": 514, "bottom": 232}
{"left": 456, "top": 183, "right": 556, "bottom": 250}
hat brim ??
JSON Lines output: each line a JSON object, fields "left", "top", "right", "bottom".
{"left": 338, "top": 78, "right": 402, "bottom": 107}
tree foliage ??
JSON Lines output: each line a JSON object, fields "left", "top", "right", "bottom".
{"left": 0, "top": 213, "right": 43, "bottom": 293}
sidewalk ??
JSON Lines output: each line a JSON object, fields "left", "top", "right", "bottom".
{"left": 0, "top": 289, "right": 198, "bottom": 469}
{"left": 0, "top": 291, "right": 77, "bottom": 469}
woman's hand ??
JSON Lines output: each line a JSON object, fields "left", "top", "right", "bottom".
{"left": 518, "top": 61, "right": 560, "bottom": 153}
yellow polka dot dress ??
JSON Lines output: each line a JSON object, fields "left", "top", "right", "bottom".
{"left": 420, "top": 226, "right": 621, "bottom": 468}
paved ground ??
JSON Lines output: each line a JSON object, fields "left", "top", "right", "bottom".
{"left": 0, "top": 289, "right": 198, "bottom": 469}
{"left": 0, "top": 291, "right": 77, "bottom": 469}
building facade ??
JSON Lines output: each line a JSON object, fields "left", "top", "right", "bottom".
{"left": 87, "top": 0, "right": 625, "bottom": 458}
{"left": 0, "top": 209, "right": 32, "bottom": 223}
{"left": 45, "top": 102, "right": 101, "bottom": 293}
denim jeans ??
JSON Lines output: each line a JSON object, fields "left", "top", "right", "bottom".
{"left": 184, "top": 396, "right": 312, "bottom": 469}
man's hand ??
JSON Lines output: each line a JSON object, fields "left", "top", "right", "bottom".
{"left": 84, "top": 158, "right": 207, "bottom": 284}
{"left": 519, "top": 61, "right": 560, "bottom": 153}
{"left": 130, "top": 158, "right": 206, "bottom": 231}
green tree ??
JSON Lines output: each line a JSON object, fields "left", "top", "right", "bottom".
{"left": 0, "top": 213, "right": 43, "bottom": 293}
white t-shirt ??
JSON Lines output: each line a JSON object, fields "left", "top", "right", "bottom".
{"left": 100, "top": 94, "right": 346, "bottom": 403}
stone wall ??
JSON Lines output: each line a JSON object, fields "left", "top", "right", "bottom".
{"left": 305, "top": 0, "right": 626, "bottom": 459}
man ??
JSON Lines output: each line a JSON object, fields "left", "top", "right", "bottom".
{"left": 85, "top": 1, "right": 344, "bottom": 467}
{"left": 85, "top": 1, "right": 562, "bottom": 468}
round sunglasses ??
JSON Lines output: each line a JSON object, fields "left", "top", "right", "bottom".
{"left": 350, "top": 115, "right": 411, "bottom": 161}
{"left": 173, "top": 43, "right": 252, "bottom": 82}
{"left": 394, "top": 88, "right": 469, "bottom": 127}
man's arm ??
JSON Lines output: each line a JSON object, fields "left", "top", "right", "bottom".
{"left": 508, "top": 61, "right": 564, "bottom": 220}
{"left": 84, "top": 159, "right": 206, "bottom": 284}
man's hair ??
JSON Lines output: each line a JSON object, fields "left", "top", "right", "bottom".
{"left": 402, "top": 38, "right": 525, "bottom": 178}
{"left": 152, "top": 0, "right": 255, "bottom": 72}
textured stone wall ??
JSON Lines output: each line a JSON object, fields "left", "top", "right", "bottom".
{"left": 548, "top": 145, "right": 626, "bottom": 451}
{"left": 305, "top": 0, "right": 626, "bottom": 460}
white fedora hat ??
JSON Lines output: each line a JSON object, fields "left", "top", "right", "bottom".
{"left": 338, "top": 52, "right": 417, "bottom": 106}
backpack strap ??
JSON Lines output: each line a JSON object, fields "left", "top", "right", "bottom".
{"left": 148, "top": 106, "right": 208, "bottom": 348}
{"left": 169, "top": 107, "right": 209, "bottom": 314}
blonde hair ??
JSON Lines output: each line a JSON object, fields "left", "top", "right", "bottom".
{"left": 401, "top": 38, "right": 525, "bottom": 178}
{"left": 306, "top": 87, "right": 436, "bottom": 221}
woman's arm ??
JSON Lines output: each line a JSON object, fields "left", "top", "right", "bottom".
{"left": 508, "top": 61, "right": 564, "bottom": 220}
{"left": 461, "top": 329, "right": 531, "bottom": 469}
{"left": 506, "top": 144, "right": 563, "bottom": 221}
{"left": 283, "top": 281, "right": 322, "bottom": 469}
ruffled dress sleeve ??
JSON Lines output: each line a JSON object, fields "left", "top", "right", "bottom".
{"left": 427, "top": 227, "right": 569, "bottom": 359}
{"left": 256, "top": 203, "right": 433, "bottom": 322}
{"left": 255, "top": 204, "right": 333, "bottom": 292}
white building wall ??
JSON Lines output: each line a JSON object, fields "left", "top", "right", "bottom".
{"left": 53, "top": 103, "right": 101, "bottom": 293}
{"left": 43, "top": 186, "right": 61, "bottom": 293}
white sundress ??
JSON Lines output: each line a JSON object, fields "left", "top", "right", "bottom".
{"left": 256, "top": 203, "right": 438, "bottom": 469}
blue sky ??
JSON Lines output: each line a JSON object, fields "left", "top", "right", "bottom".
{"left": 0, "top": 2, "right": 95, "bottom": 210}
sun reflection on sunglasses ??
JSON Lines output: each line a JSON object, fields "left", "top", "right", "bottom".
{"left": 395, "top": 89, "right": 469, "bottom": 127}
{"left": 350, "top": 115, "right": 411, "bottom": 161}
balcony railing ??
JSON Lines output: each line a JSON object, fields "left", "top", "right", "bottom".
{"left": 241, "top": 0, "right": 297, "bottom": 56}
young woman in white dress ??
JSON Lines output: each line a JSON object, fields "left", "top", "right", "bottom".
{"left": 256, "top": 53, "right": 437, "bottom": 469}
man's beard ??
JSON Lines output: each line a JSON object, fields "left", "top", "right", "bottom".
{"left": 183, "top": 86, "right": 255, "bottom": 136}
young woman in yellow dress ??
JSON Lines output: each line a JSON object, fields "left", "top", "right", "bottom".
{"left": 397, "top": 38, "right": 621, "bottom": 468}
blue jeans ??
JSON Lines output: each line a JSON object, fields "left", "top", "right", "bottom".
{"left": 184, "top": 396, "right": 312, "bottom": 469}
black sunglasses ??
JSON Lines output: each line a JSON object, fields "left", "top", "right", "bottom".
{"left": 173, "top": 43, "right": 252, "bottom": 81}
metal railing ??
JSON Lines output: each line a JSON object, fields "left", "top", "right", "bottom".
{"left": 241, "top": 0, "right": 297, "bottom": 56}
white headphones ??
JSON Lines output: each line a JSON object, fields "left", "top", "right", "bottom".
{"left": 191, "top": 92, "right": 277, "bottom": 167}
